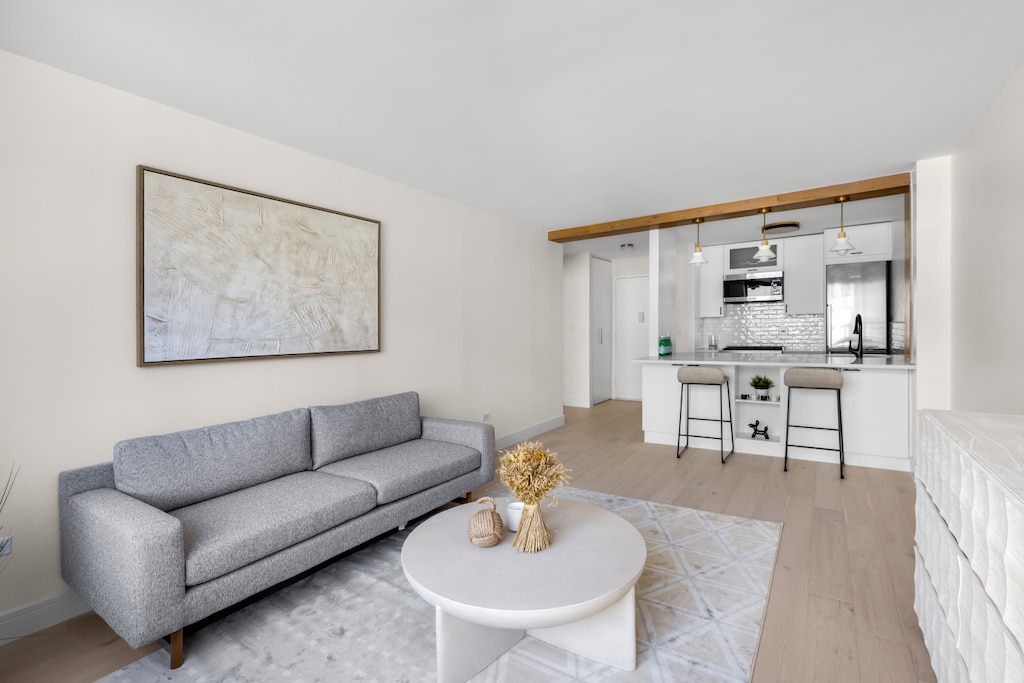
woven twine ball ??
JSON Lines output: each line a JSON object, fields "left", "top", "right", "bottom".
{"left": 467, "top": 497, "right": 505, "bottom": 547}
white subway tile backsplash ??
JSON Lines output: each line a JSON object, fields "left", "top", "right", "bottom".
{"left": 891, "top": 321, "right": 906, "bottom": 352}
{"left": 697, "top": 303, "right": 906, "bottom": 353}
{"left": 697, "top": 302, "right": 825, "bottom": 351}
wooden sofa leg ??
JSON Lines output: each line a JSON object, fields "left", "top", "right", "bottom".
{"left": 170, "top": 629, "right": 184, "bottom": 669}
{"left": 465, "top": 492, "right": 473, "bottom": 503}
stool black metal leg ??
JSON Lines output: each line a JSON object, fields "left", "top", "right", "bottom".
{"left": 720, "top": 379, "right": 735, "bottom": 464}
{"left": 674, "top": 368, "right": 732, "bottom": 464}
{"left": 726, "top": 379, "right": 735, "bottom": 458}
{"left": 784, "top": 384, "right": 845, "bottom": 478}
{"left": 676, "top": 382, "right": 685, "bottom": 458}
{"left": 717, "top": 383, "right": 724, "bottom": 462}
{"left": 836, "top": 388, "right": 845, "bottom": 479}
{"left": 783, "top": 386, "right": 791, "bottom": 472}
{"left": 685, "top": 383, "right": 691, "bottom": 453}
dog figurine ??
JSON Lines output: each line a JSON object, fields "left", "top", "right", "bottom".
{"left": 749, "top": 420, "right": 769, "bottom": 440}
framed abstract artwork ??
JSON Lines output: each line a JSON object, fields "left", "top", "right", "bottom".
{"left": 136, "top": 166, "right": 380, "bottom": 365}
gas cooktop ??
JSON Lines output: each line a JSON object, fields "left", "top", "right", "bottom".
{"left": 720, "top": 345, "right": 785, "bottom": 352}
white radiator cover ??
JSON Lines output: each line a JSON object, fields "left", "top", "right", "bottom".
{"left": 914, "top": 410, "right": 1024, "bottom": 682}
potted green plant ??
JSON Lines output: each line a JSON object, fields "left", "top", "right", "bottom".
{"left": 749, "top": 375, "right": 774, "bottom": 400}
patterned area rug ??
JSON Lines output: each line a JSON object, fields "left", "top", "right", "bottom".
{"left": 97, "top": 487, "right": 781, "bottom": 682}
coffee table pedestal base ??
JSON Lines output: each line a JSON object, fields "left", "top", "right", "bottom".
{"left": 529, "top": 586, "right": 637, "bottom": 671}
{"left": 435, "top": 609, "right": 522, "bottom": 683}
{"left": 435, "top": 587, "right": 637, "bottom": 683}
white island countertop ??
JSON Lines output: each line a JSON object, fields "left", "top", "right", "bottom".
{"left": 635, "top": 351, "right": 915, "bottom": 370}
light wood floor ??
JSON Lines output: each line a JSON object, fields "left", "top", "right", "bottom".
{"left": 543, "top": 400, "right": 935, "bottom": 683}
{"left": 0, "top": 400, "right": 934, "bottom": 682}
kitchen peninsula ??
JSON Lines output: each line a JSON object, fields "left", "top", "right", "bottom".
{"left": 638, "top": 352, "right": 915, "bottom": 471}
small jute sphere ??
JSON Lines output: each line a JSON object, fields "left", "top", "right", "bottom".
{"left": 467, "top": 497, "right": 505, "bottom": 547}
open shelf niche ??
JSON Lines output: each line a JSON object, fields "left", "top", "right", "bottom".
{"left": 732, "top": 365, "right": 783, "bottom": 449}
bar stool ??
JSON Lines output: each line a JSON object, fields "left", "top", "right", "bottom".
{"left": 783, "top": 367, "right": 845, "bottom": 479}
{"left": 676, "top": 366, "right": 734, "bottom": 463}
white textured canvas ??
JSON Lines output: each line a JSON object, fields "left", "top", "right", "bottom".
{"left": 139, "top": 168, "right": 380, "bottom": 364}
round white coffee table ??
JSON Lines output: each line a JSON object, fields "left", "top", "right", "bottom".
{"left": 401, "top": 498, "right": 647, "bottom": 683}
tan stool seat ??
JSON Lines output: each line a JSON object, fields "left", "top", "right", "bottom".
{"left": 677, "top": 366, "right": 727, "bottom": 385}
{"left": 784, "top": 367, "right": 842, "bottom": 390}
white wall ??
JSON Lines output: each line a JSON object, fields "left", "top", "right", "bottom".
{"left": 0, "top": 50, "right": 564, "bottom": 620}
{"left": 612, "top": 255, "right": 648, "bottom": 279}
{"left": 914, "top": 156, "right": 952, "bottom": 410}
{"left": 676, "top": 246, "right": 695, "bottom": 352}
{"left": 562, "top": 252, "right": 591, "bottom": 406}
{"left": 656, "top": 230, "right": 677, "bottom": 352}
{"left": 950, "top": 62, "right": 1024, "bottom": 413}
{"left": 647, "top": 229, "right": 680, "bottom": 355}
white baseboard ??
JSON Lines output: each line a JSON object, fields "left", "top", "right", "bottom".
{"left": 562, "top": 398, "right": 592, "bottom": 408}
{"left": 0, "top": 588, "right": 90, "bottom": 643}
{"left": 496, "top": 415, "right": 566, "bottom": 450}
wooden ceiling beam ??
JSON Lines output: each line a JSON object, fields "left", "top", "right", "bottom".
{"left": 547, "top": 172, "right": 912, "bottom": 243}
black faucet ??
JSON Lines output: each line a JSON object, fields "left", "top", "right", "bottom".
{"left": 849, "top": 313, "right": 864, "bottom": 359}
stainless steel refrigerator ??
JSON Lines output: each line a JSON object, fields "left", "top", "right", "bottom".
{"left": 825, "top": 261, "right": 890, "bottom": 353}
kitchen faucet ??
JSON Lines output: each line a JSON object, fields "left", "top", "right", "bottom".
{"left": 849, "top": 313, "right": 864, "bottom": 359}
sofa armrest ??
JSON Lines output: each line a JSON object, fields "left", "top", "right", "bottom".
{"left": 58, "top": 462, "right": 115, "bottom": 506}
{"left": 421, "top": 417, "right": 496, "bottom": 480}
{"left": 60, "top": 487, "right": 185, "bottom": 648}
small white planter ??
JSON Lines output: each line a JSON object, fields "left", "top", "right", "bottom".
{"left": 506, "top": 501, "right": 525, "bottom": 531}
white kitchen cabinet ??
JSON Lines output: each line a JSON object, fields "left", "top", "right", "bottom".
{"left": 783, "top": 233, "right": 824, "bottom": 314}
{"left": 823, "top": 222, "right": 892, "bottom": 264}
{"left": 698, "top": 244, "right": 724, "bottom": 318}
{"left": 641, "top": 363, "right": 684, "bottom": 435}
{"left": 837, "top": 368, "right": 910, "bottom": 460}
{"left": 724, "top": 239, "right": 785, "bottom": 275}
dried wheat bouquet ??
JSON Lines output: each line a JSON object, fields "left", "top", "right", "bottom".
{"left": 498, "top": 441, "right": 571, "bottom": 552}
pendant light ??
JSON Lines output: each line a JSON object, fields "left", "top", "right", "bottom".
{"left": 754, "top": 208, "right": 774, "bottom": 262}
{"left": 689, "top": 217, "right": 708, "bottom": 266}
{"left": 829, "top": 195, "right": 856, "bottom": 255}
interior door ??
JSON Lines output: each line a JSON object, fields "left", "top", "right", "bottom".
{"left": 591, "top": 257, "right": 613, "bottom": 405}
{"left": 614, "top": 276, "right": 648, "bottom": 400}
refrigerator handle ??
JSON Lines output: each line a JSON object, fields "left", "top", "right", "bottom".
{"left": 826, "top": 304, "right": 831, "bottom": 350}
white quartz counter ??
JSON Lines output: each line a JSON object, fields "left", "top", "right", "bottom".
{"left": 636, "top": 351, "right": 915, "bottom": 370}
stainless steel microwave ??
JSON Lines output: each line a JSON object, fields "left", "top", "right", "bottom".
{"left": 723, "top": 271, "right": 783, "bottom": 303}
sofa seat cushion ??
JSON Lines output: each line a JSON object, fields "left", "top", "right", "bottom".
{"left": 317, "top": 439, "right": 480, "bottom": 505}
{"left": 169, "top": 471, "right": 376, "bottom": 586}
{"left": 310, "top": 392, "right": 422, "bottom": 468}
{"left": 114, "top": 408, "right": 312, "bottom": 511}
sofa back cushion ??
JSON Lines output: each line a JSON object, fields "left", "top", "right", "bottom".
{"left": 112, "top": 408, "right": 312, "bottom": 511}
{"left": 310, "top": 391, "right": 422, "bottom": 469}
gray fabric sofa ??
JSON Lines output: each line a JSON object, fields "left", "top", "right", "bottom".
{"left": 57, "top": 391, "right": 495, "bottom": 668}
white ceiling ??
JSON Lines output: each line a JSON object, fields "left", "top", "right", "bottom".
{"left": 2, "top": 1, "right": 1022, "bottom": 236}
